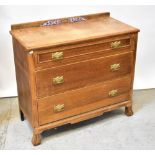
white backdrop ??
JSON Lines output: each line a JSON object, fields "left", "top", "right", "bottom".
{"left": 0, "top": 5, "right": 155, "bottom": 97}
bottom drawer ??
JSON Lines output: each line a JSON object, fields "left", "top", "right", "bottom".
{"left": 38, "top": 76, "right": 131, "bottom": 125}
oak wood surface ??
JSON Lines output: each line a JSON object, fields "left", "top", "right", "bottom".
{"left": 37, "top": 38, "right": 130, "bottom": 63}
{"left": 129, "top": 33, "right": 138, "bottom": 101}
{"left": 12, "top": 38, "right": 33, "bottom": 125}
{"left": 33, "top": 34, "right": 131, "bottom": 57}
{"left": 10, "top": 12, "right": 139, "bottom": 50}
{"left": 11, "top": 12, "right": 110, "bottom": 30}
{"left": 35, "top": 100, "right": 131, "bottom": 134}
{"left": 27, "top": 53, "right": 39, "bottom": 128}
{"left": 10, "top": 12, "right": 139, "bottom": 146}
{"left": 36, "top": 51, "right": 133, "bottom": 98}
{"left": 35, "top": 47, "right": 131, "bottom": 70}
{"left": 38, "top": 75, "right": 131, "bottom": 125}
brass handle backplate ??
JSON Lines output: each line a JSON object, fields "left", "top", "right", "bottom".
{"left": 52, "top": 51, "right": 63, "bottom": 61}
{"left": 52, "top": 76, "right": 64, "bottom": 85}
{"left": 110, "top": 63, "right": 120, "bottom": 71}
{"left": 54, "top": 104, "right": 65, "bottom": 112}
{"left": 111, "top": 41, "right": 121, "bottom": 48}
{"left": 109, "top": 89, "right": 118, "bottom": 97}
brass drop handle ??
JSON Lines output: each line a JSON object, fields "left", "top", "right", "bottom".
{"left": 108, "top": 89, "right": 118, "bottom": 97}
{"left": 52, "top": 76, "right": 64, "bottom": 85}
{"left": 54, "top": 104, "right": 65, "bottom": 112}
{"left": 52, "top": 51, "right": 63, "bottom": 61}
{"left": 111, "top": 41, "right": 121, "bottom": 48}
{"left": 110, "top": 63, "right": 120, "bottom": 71}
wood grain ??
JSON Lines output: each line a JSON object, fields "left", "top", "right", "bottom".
{"left": 11, "top": 12, "right": 110, "bottom": 30}
{"left": 36, "top": 51, "right": 133, "bottom": 98}
{"left": 10, "top": 12, "right": 139, "bottom": 50}
{"left": 10, "top": 12, "right": 139, "bottom": 145}
{"left": 35, "top": 100, "right": 131, "bottom": 134}
{"left": 37, "top": 38, "right": 130, "bottom": 63}
{"left": 35, "top": 47, "right": 131, "bottom": 70}
{"left": 12, "top": 38, "right": 33, "bottom": 125}
{"left": 38, "top": 76, "right": 131, "bottom": 125}
{"left": 33, "top": 37, "right": 130, "bottom": 69}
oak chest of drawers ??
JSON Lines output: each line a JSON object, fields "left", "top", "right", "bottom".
{"left": 10, "top": 12, "right": 139, "bottom": 145}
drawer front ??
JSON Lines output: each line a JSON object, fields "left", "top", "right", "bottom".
{"left": 38, "top": 76, "right": 131, "bottom": 125}
{"left": 34, "top": 37, "right": 131, "bottom": 69}
{"left": 36, "top": 52, "right": 133, "bottom": 98}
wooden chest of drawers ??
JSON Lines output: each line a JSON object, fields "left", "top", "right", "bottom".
{"left": 10, "top": 12, "right": 139, "bottom": 145}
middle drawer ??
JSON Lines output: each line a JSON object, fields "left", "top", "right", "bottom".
{"left": 35, "top": 52, "right": 133, "bottom": 98}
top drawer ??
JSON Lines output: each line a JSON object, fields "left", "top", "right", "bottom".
{"left": 33, "top": 36, "right": 131, "bottom": 69}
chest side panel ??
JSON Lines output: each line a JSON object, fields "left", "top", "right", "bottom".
{"left": 12, "top": 38, "right": 33, "bottom": 125}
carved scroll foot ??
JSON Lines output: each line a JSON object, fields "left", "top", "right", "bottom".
{"left": 125, "top": 106, "right": 133, "bottom": 116}
{"left": 19, "top": 109, "right": 24, "bottom": 121}
{"left": 32, "top": 133, "right": 41, "bottom": 146}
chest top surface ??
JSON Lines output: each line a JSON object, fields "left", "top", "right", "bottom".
{"left": 10, "top": 12, "right": 139, "bottom": 50}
